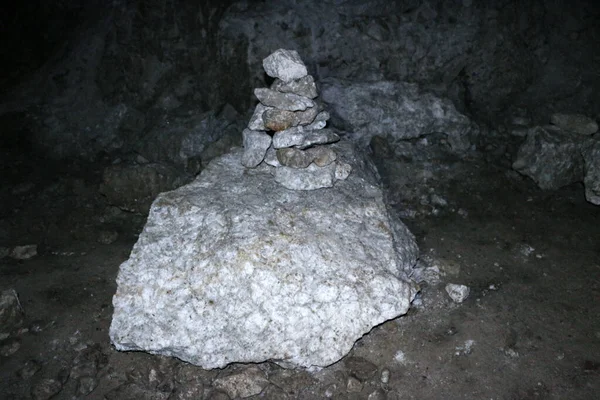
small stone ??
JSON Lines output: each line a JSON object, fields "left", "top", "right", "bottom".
{"left": 344, "top": 356, "right": 378, "bottom": 381}
{"left": 346, "top": 376, "right": 363, "bottom": 393}
{"left": 31, "top": 378, "right": 63, "bottom": 400}
{"left": 550, "top": 113, "right": 598, "bottom": 135}
{"left": 510, "top": 115, "right": 531, "bottom": 126}
{"left": 10, "top": 244, "right": 37, "bottom": 260}
{"left": 294, "top": 106, "right": 320, "bottom": 126}
{"left": 263, "top": 109, "right": 296, "bottom": 132}
{"left": 254, "top": 88, "right": 315, "bottom": 112}
{"left": 273, "top": 127, "right": 306, "bottom": 149}
{"left": 271, "top": 75, "right": 318, "bottom": 99}
{"left": 262, "top": 49, "right": 308, "bottom": 83}
{"left": 248, "top": 104, "right": 272, "bottom": 131}
{"left": 510, "top": 127, "right": 529, "bottom": 137}
{"left": 276, "top": 148, "right": 313, "bottom": 169}
{"left": 275, "top": 162, "right": 337, "bottom": 190}
{"left": 307, "top": 146, "right": 337, "bottom": 167}
{"left": 335, "top": 162, "right": 352, "bottom": 181}
{"left": 380, "top": 368, "right": 390, "bottom": 384}
{"left": 368, "top": 389, "right": 387, "bottom": 400}
{"left": 242, "top": 129, "right": 272, "bottom": 168}
{"left": 305, "top": 111, "right": 330, "bottom": 130}
{"left": 212, "top": 366, "right": 269, "bottom": 399}
{"left": 297, "top": 129, "right": 340, "bottom": 149}
{"left": 445, "top": 283, "right": 470, "bottom": 303}
{"left": 263, "top": 146, "right": 281, "bottom": 167}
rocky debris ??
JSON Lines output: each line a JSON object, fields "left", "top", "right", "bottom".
{"left": 212, "top": 366, "right": 269, "bottom": 398}
{"left": 512, "top": 126, "right": 587, "bottom": 190}
{"left": 0, "top": 289, "right": 24, "bottom": 339}
{"left": 31, "top": 379, "right": 63, "bottom": 400}
{"left": 110, "top": 143, "right": 418, "bottom": 369}
{"left": 344, "top": 356, "right": 378, "bottom": 381}
{"left": 445, "top": 283, "right": 470, "bottom": 303}
{"left": 550, "top": 113, "right": 598, "bottom": 135}
{"left": 583, "top": 139, "right": 600, "bottom": 205}
{"left": 100, "top": 162, "right": 189, "bottom": 214}
{"left": 320, "top": 78, "right": 477, "bottom": 153}
{"left": 262, "top": 49, "right": 308, "bottom": 82}
{"left": 242, "top": 49, "right": 350, "bottom": 190}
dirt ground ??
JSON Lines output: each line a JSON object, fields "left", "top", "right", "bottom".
{"left": 1, "top": 143, "right": 599, "bottom": 400}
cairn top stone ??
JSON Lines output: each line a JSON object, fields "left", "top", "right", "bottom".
{"left": 263, "top": 49, "right": 308, "bottom": 83}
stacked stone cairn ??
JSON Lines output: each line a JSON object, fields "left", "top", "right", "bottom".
{"left": 241, "top": 49, "right": 352, "bottom": 190}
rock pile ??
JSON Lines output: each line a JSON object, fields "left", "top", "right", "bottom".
{"left": 241, "top": 49, "right": 352, "bottom": 191}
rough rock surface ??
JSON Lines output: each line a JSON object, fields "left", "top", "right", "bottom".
{"left": 512, "top": 126, "right": 586, "bottom": 190}
{"left": 110, "top": 143, "right": 418, "bottom": 369}
{"left": 550, "top": 113, "right": 598, "bottom": 135}
{"left": 583, "top": 139, "right": 600, "bottom": 205}
{"left": 241, "top": 129, "right": 272, "bottom": 168}
{"left": 262, "top": 49, "right": 308, "bottom": 82}
{"left": 320, "top": 78, "right": 476, "bottom": 152}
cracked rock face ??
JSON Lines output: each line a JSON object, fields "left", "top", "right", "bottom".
{"left": 109, "top": 142, "right": 418, "bottom": 369}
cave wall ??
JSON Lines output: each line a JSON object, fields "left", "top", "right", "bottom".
{"left": 0, "top": 0, "right": 598, "bottom": 162}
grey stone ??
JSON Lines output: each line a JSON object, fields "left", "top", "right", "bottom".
{"left": 306, "top": 146, "right": 337, "bottom": 167}
{"left": 273, "top": 127, "right": 306, "bottom": 149}
{"left": 248, "top": 103, "right": 272, "bottom": 131}
{"left": 294, "top": 106, "right": 320, "bottom": 126}
{"left": 512, "top": 126, "right": 586, "bottom": 190}
{"left": 335, "top": 162, "right": 353, "bottom": 181}
{"left": 306, "top": 111, "right": 330, "bottom": 130}
{"left": 550, "top": 113, "right": 598, "bottom": 135}
{"left": 344, "top": 356, "right": 378, "bottom": 381}
{"left": 445, "top": 283, "right": 470, "bottom": 303}
{"left": 346, "top": 376, "right": 363, "bottom": 392}
{"left": 275, "top": 162, "right": 337, "bottom": 190}
{"left": 263, "top": 109, "right": 296, "bottom": 132}
{"left": 320, "top": 78, "right": 476, "bottom": 152}
{"left": 254, "top": 88, "right": 315, "bottom": 112}
{"left": 263, "top": 146, "right": 281, "bottom": 167}
{"left": 582, "top": 139, "right": 600, "bottom": 205}
{"left": 297, "top": 129, "right": 340, "bottom": 149}
{"left": 242, "top": 129, "right": 272, "bottom": 168}
{"left": 271, "top": 75, "right": 318, "bottom": 99}
{"left": 212, "top": 366, "right": 269, "bottom": 398}
{"left": 262, "top": 49, "right": 308, "bottom": 83}
{"left": 110, "top": 143, "right": 418, "bottom": 369}
{"left": 276, "top": 147, "right": 313, "bottom": 169}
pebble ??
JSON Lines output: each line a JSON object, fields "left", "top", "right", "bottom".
{"left": 445, "top": 283, "right": 470, "bottom": 303}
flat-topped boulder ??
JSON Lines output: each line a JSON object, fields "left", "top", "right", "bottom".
{"left": 110, "top": 141, "right": 418, "bottom": 369}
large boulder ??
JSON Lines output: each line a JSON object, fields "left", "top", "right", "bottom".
{"left": 110, "top": 141, "right": 418, "bottom": 369}
{"left": 512, "top": 126, "right": 587, "bottom": 191}
{"left": 320, "top": 78, "right": 477, "bottom": 152}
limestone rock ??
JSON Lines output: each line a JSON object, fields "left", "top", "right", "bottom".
{"left": 550, "top": 113, "right": 598, "bottom": 136}
{"left": 110, "top": 142, "right": 418, "bottom": 369}
{"left": 582, "top": 139, "right": 600, "bottom": 205}
{"left": 320, "top": 78, "right": 476, "bottom": 152}
{"left": 262, "top": 49, "right": 308, "bottom": 83}
{"left": 262, "top": 107, "right": 319, "bottom": 132}
{"left": 298, "top": 129, "right": 340, "bottom": 149}
{"left": 277, "top": 147, "right": 313, "bottom": 169}
{"left": 512, "top": 126, "right": 586, "bottom": 190}
{"left": 306, "top": 111, "right": 330, "bottom": 130}
{"left": 273, "top": 128, "right": 306, "bottom": 149}
{"left": 212, "top": 366, "right": 269, "bottom": 399}
{"left": 307, "top": 146, "right": 337, "bottom": 167}
{"left": 271, "top": 75, "right": 318, "bottom": 99}
{"left": 242, "top": 129, "right": 272, "bottom": 168}
{"left": 254, "top": 88, "right": 315, "bottom": 112}
{"left": 263, "top": 146, "right": 281, "bottom": 167}
{"left": 248, "top": 103, "right": 272, "bottom": 131}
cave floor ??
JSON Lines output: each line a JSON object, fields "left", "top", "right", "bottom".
{"left": 1, "top": 147, "right": 599, "bottom": 400}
